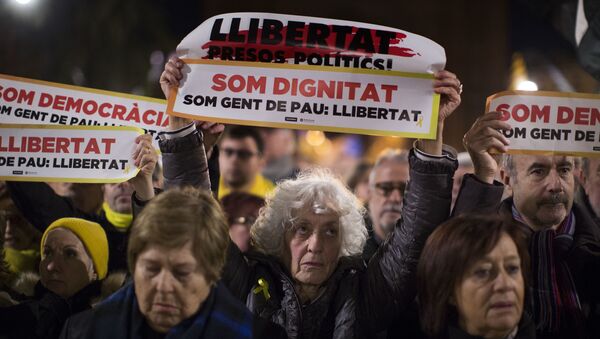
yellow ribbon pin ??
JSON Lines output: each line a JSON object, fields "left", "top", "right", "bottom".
{"left": 416, "top": 116, "right": 423, "bottom": 128}
{"left": 252, "top": 278, "right": 271, "bottom": 300}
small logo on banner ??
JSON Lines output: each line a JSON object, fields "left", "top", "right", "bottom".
{"left": 593, "top": 146, "right": 600, "bottom": 152}
{"left": 12, "top": 170, "right": 23, "bottom": 175}
{"left": 285, "top": 117, "right": 298, "bottom": 122}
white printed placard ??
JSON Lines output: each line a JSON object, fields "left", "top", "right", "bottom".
{"left": 0, "top": 124, "right": 144, "bottom": 183}
{"left": 178, "top": 12, "right": 446, "bottom": 73}
{"left": 167, "top": 12, "right": 446, "bottom": 138}
{"left": 168, "top": 60, "right": 439, "bottom": 137}
{"left": 486, "top": 91, "right": 600, "bottom": 157}
{"left": 0, "top": 74, "right": 169, "bottom": 147}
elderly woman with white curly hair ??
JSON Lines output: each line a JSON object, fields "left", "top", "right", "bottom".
{"left": 141, "top": 133, "right": 458, "bottom": 338}
{"left": 138, "top": 60, "right": 464, "bottom": 339}
{"left": 251, "top": 167, "right": 368, "bottom": 278}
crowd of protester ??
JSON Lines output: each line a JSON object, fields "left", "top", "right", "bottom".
{"left": 0, "top": 55, "right": 598, "bottom": 339}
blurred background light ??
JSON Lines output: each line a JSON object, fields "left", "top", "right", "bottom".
{"left": 516, "top": 80, "right": 538, "bottom": 91}
{"left": 314, "top": 138, "right": 333, "bottom": 157}
{"left": 305, "top": 130, "right": 326, "bottom": 147}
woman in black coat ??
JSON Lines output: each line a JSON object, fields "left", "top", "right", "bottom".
{"left": 0, "top": 217, "right": 110, "bottom": 339}
{"left": 151, "top": 56, "right": 463, "bottom": 338}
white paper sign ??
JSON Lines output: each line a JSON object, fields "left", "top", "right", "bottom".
{"left": 169, "top": 60, "right": 438, "bottom": 137}
{"left": 0, "top": 74, "right": 169, "bottom": 147}
{"left": 168, "top": 13, "right": 446, "bottom": 138}
{"left": 0, "top": 124, "right": 143, "bottom": 182}
{"left": 178, "top": 12, "right": 446, "bottom": 73}
{"left": 486, "top": 91, "right": 600, "bottom": 157}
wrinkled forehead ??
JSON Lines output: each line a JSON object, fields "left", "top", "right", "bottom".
{"left": 292, "top": 201, "right": 341, "bottom": 220}
{"left": 138, "top": 242, "right": 197, "bottom": 265}
{"left": 514, "top": 154, "right": 574, "bottom": 170}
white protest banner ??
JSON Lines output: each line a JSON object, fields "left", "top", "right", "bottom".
{"left": 486, "top": 91, "right": 600, "bottom": 157}
{"left": 167, "top": 12, "right": 446, "bottom": 138}
{"left": 0, "top": 74, "right": 169, "bottom": 146}
{"left": 178, "top": 12, "right": 446, "bottom": 72}
{"left": 0, "top": 124, "right": 143, "bottom": 183}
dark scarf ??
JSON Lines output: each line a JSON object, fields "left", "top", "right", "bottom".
{"left": 87, "top": 281, "right": 253, "bottom": 339}
{"left": 511, "top": 205, "right": 585, "bottom": 334}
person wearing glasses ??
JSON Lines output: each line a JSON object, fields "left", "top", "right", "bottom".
{"left": 217, "top": 126, "right": 276, "bottom": 200}
{"left": 155, "top": 57, "right": 462, "bottom": 338}
{"left": 363, "top": 149, "right": 409, "bottom": 261}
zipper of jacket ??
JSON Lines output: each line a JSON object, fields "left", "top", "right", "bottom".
{"left": 281, "top": 270, "right": 304, "bottom": 334}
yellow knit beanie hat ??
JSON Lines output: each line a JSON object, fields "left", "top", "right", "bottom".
{"left": 40, "top": 217, "right": 109, "bottom": 279}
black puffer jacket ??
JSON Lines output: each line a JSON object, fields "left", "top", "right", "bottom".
{"left": 155, "top": 131, "right": 458, "bottom": 339}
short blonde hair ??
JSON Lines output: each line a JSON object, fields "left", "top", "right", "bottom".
{"left": 128, "top": 187, "right": 229, "bottom": 285}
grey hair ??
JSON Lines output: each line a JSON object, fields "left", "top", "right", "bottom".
{"left": 251, "top": 167, "right": 367, "bottom": 259}
{"left": 368, "top": 148, "right": 409, "bottom": 186}
{"left": 502, "top": 153, "right": 517, "bottom": 179}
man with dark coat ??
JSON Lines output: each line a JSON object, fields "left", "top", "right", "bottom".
{"left": 455, "top": 111, "right": 600, "bottom": 339}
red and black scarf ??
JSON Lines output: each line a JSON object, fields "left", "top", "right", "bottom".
{"left": 512, "top": 205, "right": 585, "bottom": 334}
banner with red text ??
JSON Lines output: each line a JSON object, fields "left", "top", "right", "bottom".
{"left": 0, "top": 74, "right": 169, "bottom": 147}
{"left": 178, "top": 12, "right": 446, "bottom": 72}
{"left": 168, "top": 13, "right": 445, "bottom": 137}
{"left": 0, "top": 124, "right": 143, "bottom": 183}
{"left": 486, "top": 91, "right": 600, "bottom": 157}
{"left": 168, "top": 60, "right": 438, "bottom": 137}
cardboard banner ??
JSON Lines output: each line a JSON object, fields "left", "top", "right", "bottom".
{"left": 0, "top": 124, "right": 143, "bottom": 183}
{"left": 486, "top": 91, "right": 600, "bottom": 157}
{"left": 0, "top": 74, "right": 169, "bottom": 146}
{"left": 168, "top": 12, "right": 446, "bottom": 138}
